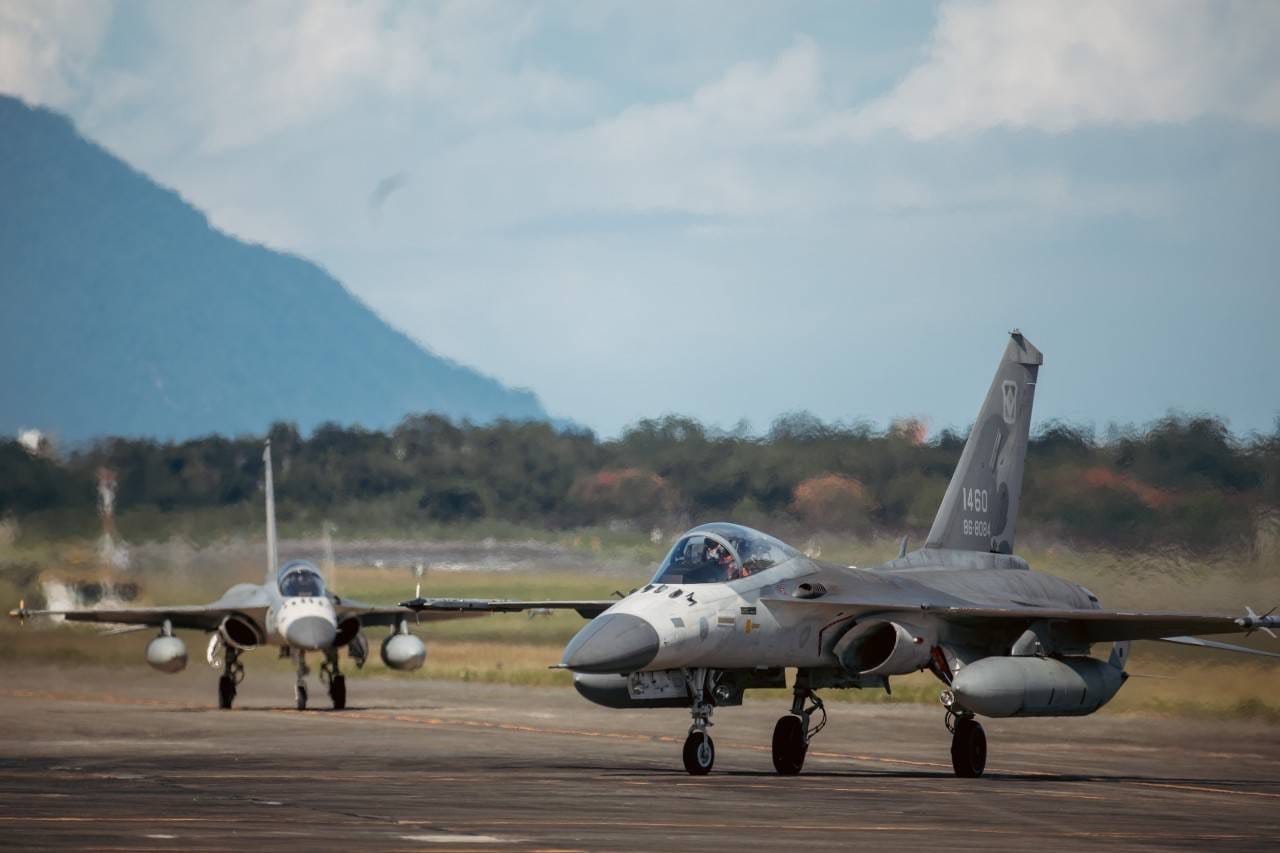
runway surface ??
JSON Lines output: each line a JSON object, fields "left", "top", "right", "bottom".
{"left": 0, "top": 664, "right": 1277, "bottom": 851}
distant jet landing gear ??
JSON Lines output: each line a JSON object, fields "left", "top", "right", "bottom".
{"left": 320, "top": 651, "right": 346, "bottom": 710}
{"left": 682, "top": 668, "right": 715, "bottom": 775}
{"left": 946, "top": 709, "right": 986, "bottom": 778}
{"left": 218, "top": 646, "right": 244, "bottom": 710}
{"left": 294, "top": 652, "right": 310, "bottom": 711}
{"left": 772, "top": 676, "right": 825, "bottom": 775}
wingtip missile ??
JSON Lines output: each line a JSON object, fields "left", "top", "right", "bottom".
{"left": 1236, "top": 606, "right": 1278, "bottom": 638}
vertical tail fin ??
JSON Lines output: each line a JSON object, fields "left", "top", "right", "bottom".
{"left": 264, "top": 440, "right": 279, "bottom": 582}
{"left": 925, "top": 331, "right": 1042, "bottom": 554}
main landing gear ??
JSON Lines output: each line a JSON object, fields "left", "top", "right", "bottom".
{"left": 217, "top": 646, "right": 245, "bottom": 710}
{"left": 293, "top": 651, "right": 311, "bottom": 710}
{"left": 945, "top": 709, "right": 987, "bottom": 778}
{"left": 682, "top": 668, "right": 716, "bottom": 775}
{"left": 320, "top": 650, "right": 346, "bottom": 710}
{"left": 772, "top": 676, "right": 826, "bottom": 775}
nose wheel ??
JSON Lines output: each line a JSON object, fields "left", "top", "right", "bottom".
{"left": 681, "top": 668, "right": 716, "bottom": 775}
{"left": 683, "top": 730, "right": 715, "bottom": 775}
{"left": 293, "top": 651, "right": 310, "bottom": 710}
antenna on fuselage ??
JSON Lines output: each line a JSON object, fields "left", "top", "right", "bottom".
{"left": 264, "top": 440, "right": 279, "bottom": 582}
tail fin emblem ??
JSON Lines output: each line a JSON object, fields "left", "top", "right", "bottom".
{"left": 1001, "top": 381, "right": 1018, "bottom": 424}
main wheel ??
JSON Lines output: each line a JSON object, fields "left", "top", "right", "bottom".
{"left": 295, "top": 684, "right": 308, "bottom": 711}
{"left": 329, "top": 674, "right": 346, "bottom": 710}
{"left": 217, "top": 675, "right": 236, "bottom": 710}
{"left": 950, "top": 718, "right": 987, "bottom": 778}
{"left": 682, "top": 731, "right": 715, "bottom": 776}
{"left": 771, "top": 714, "right": 807, "bottom": 775}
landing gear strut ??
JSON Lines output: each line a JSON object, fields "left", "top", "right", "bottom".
{"left": 218, "top": 646, "right": 244, "bottom": 710}
{"left": 946, "top": 709, "right": 986, "bottom": 778}
{"left": 772, "top": 673, "right": 825, "bottom": 775}
{"left": 682, "top": 668, "right": 715, "bottom": 775}
{"left": 294, "top": 652, "right": 310, "bottom": 710}
{"left": 320, "top": 651, "right": 346, "bottom": 710}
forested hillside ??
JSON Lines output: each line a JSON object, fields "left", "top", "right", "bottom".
{"left": 3, "top": 413, "right": 1276, "bottom": 553}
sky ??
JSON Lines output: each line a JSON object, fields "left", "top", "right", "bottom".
{"left": 3, "top": 1, "right": 1278, "bottom": 438}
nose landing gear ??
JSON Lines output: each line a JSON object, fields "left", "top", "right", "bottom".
{"left": 293, "top": 652, "right": 310, "bottom": 710}
{"left": 772, "top": 675, "right": 825, "bottom": 775}
{"left": 682, "top": 668, "right": 716, "bottom": 775}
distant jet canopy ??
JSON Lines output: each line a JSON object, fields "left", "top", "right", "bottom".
{"left": 652, "top": 522, "right": 800, "bottom": 585}
{"left": 278, "top": 560, "right": 326, "bottom": 598}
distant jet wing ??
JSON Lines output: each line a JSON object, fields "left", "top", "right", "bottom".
{"left": 333, "top": 599, "right": 489, "bottom": 626}
{"left": 8, "top": 604, "right": 260, "bottom": 633}
{"left": 399, "top": 597, "right": 614, "bottom": 620}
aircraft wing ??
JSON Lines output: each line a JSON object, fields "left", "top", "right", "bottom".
{"left": 333, "top": 600, "right": 488, "bottom": 626}
{"left": 8, "top": 603, "right": 262, "bottom": 633}
{"left": 915, "top": 605, "right": 1275, "bottom": 643}
{"left": 759, "top": 595, "right": 1279, "bottom": 645}
{"left": 399, "top": 597, "right": 614, "bottom": 619}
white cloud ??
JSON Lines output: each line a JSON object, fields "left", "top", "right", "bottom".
{"left": 0, "top": 0, "right": 111, "bottom": 107}
{"left": 550, "top": 37, "right": 828, "bottom": 217}
{"left": 822, "top": 0, "right": 1280, "bottom": 140}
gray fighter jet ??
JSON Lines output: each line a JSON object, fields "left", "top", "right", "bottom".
{"left": 406, "top": 332, "right": 1279, "bottom": 777}
{"left": 11, "top": 442, "right": 467, "bottom": 710}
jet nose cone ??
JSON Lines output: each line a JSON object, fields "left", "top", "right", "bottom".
{"left": 285, "top": 615, "right": 336, "bottom": 651}
{"left": 562, "top": 613, "right": 659, "bottom": 674}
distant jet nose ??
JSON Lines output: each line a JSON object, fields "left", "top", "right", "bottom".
{"left": 285, "top": 615, "right": 336, "bottom": 651}
{"left": 562, "top": 613, "right": 659, "bottom": 674}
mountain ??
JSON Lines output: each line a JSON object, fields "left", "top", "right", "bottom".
{"left": 0, "top": 96, "right": 546, "bottom": 444}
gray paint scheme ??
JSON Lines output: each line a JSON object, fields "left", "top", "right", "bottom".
{"left": 11, "top": 443, "right": 475, "bottom": 708}
{"left": 404, "top": 332, "right": 1279, "bottom": 776}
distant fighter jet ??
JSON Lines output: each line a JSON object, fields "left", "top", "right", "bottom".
{"left": 405, "top": 332, "right": 1279, "bottom": 777}
{"left": 11, "top": 442, "right": 470, "bottom": 710}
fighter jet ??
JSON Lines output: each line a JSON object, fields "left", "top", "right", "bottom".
{"left": 405, "top": 332, "right": 1279, "bottom": 777}
{"left": 10, "top": 442, "right": 465, "bottom": 710}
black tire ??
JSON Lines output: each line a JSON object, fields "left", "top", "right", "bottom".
{"left": 771, "top": 714, "right": 808, "bottom": 775}
{"left": 682, "top": 731, "right": 715, "bottom": 776}
{"left": 296, "top": 684, "right": 308, "bottom": 711}
{"left": 217, "top": 675, "right": 235, "bottom": 710}
{"left": 950, "top": 718, "right": 987, "bottom": 778}
{"left": 329, "top": 675, "right": 346, "bottom": 710}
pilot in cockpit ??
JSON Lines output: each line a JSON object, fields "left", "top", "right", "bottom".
{"left": 705, "top": 541, "right": 740, "bottom": 581}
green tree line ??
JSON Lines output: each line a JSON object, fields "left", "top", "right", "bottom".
{"left": 2, "top": 413, "right": 1277, "bottom": 552}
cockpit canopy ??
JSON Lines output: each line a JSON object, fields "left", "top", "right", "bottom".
{"left": 278, "top": 560, "right": 326, "bottom": 598}
{"left": 651, "top": 523, "right": 801, "bottom": 585}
